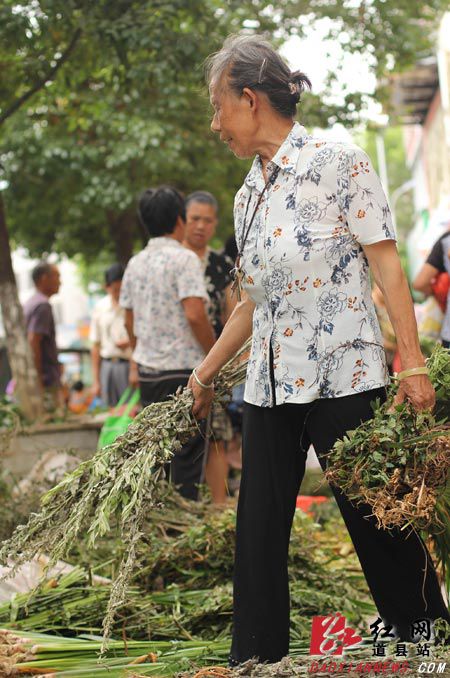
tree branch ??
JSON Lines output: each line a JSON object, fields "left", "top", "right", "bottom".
{"left": 0, "top": 28, "right": 83, "bottom": 127}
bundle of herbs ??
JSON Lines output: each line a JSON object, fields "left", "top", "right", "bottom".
{"left": 0, "top": 343, "right": 248, "bottom": 652}
{"left": 325, "top": 344, "right": 450, "bottom": 580}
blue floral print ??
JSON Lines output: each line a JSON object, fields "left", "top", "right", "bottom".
{"left": 234, "top": 122, "right": 396, "bottom": 406}
{"left": 296, "top": 197, "right": 327, "bottom": 223}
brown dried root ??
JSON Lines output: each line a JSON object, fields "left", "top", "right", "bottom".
{"left": 358, "top": 444, "right": 449, "bottom": 531}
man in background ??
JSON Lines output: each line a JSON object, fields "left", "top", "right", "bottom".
{"left": 90, "top": 263, "right": 131, "bottom": 406}
{"left": 183, "top": 190, "right": 236, "bottom": 504}
{"left": 24, "top": 262, "right": 63, "bottom": 412}
{"left": 120, "top": 185, "right": 215, "bottom": 500}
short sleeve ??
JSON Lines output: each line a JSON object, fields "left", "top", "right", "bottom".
{"left": 177, "top": 251, "right": 208, "bottom": 301}
{"left": 89, "top": 306, "right": 101, "bottom": 343}
{"left": 426, "top": 237, "right": 445, "bottom": 272}
{"left": 344, "top": 146, "right": 396, "bottom": 246}
{"left": 119, "top": 261, "right": 134, "bottom": 309}
{"left": 27, "top": 303, "right": 52, "bottom": 336}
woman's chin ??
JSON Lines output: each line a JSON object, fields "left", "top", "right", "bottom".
{"left": 230, "top": 144, "right": 252, "bottom": 160}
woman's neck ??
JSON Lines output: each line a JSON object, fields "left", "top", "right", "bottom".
{"left": 256, "top": 118, "right": 295, "bottom": 173}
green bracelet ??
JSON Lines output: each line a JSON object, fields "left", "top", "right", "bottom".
{"left": 397, "top": 366, "right": 429, "bottom": 380}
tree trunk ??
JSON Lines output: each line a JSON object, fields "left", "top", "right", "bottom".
{"left": 107, "top": 210, "right": 137, "bottom": 266}
{"left": 0, "top": 193, "right": 42, "bottom": 421}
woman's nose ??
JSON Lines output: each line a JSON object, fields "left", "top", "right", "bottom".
{"left": 210, "top": 114, "right": 220, "bottom": 133}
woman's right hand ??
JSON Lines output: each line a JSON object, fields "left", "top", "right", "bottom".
{"left": 187, "top": 370, "right": 215, "bottom": 420}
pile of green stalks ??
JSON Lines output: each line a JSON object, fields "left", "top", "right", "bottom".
{"left": 0, "top": 488, "right": 378, "bottom": 676}
{"left": 0, "top": 629, "right": 235, "bottom": 676}
{"left": 3, "top": 626, "right": 449, "bottom": 678}
{"left": 0, "top": 343, "right": 249, "bottom": 651}
{"left": 0, "top": 487, "right": 374, "bottom": 648}
{"left": 325, "top": 344, "right": 450, "bottom": 590}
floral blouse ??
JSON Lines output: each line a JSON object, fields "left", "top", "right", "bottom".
{"left": 235, "top": 122, "right": 396, "bottom": 407}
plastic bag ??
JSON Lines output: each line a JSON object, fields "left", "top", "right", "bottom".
{"left": 97, "top": 387, "right": 140, "bottom": 449}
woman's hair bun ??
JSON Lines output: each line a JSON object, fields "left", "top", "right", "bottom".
{"left": 288, "top": 71, "right": 312, "bottom": 102}
{"left": 205, "top": 34, "right": 312, "bottom": 118}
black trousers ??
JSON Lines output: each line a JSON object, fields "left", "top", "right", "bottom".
{"left": 138, "top": 366, "right": 206, "bottom": 501}
{"left": 230, "top": 388, "right": 450, "bottom": 664}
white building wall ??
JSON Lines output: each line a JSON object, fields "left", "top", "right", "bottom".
{"left": 405, "top": 13, "right": 450, "bottom": 278}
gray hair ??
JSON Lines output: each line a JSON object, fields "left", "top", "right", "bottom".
{"left": 31, "top": 261, "right": 53, "bottom": 285}
{"left": 185, "top": 190, "right": 218, "bottom": 212}
{"left": 205, "top": 34, "right": 311, "bottom": 118}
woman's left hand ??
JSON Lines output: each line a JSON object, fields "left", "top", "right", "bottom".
{"left": 392, "top": 374, "right": 436, "bottom": 412}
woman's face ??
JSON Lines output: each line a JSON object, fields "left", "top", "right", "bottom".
{"left": 210, "top": 79, "right": 258, "bottom": 159}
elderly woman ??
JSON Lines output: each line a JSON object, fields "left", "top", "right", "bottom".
{"left": 188, "top": 34, "right": 450, "bottom": 664}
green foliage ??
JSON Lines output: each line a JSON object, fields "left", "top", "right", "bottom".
{"left": 0, "top": 0, "right": 269, "bottom": 261}
{"left": 0, "top": 1, "right": 447, "bottom": 262}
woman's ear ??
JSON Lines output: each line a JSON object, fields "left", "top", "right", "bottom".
{"left": 242, "top": 87, "right": 258, "bottom": 111}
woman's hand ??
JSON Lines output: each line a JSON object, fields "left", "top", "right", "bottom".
{"left": 392, "top": 374, "right": 436, "bottom": 412}
{"left": 187, "top": 370, "right": 215, "bottom": 420}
